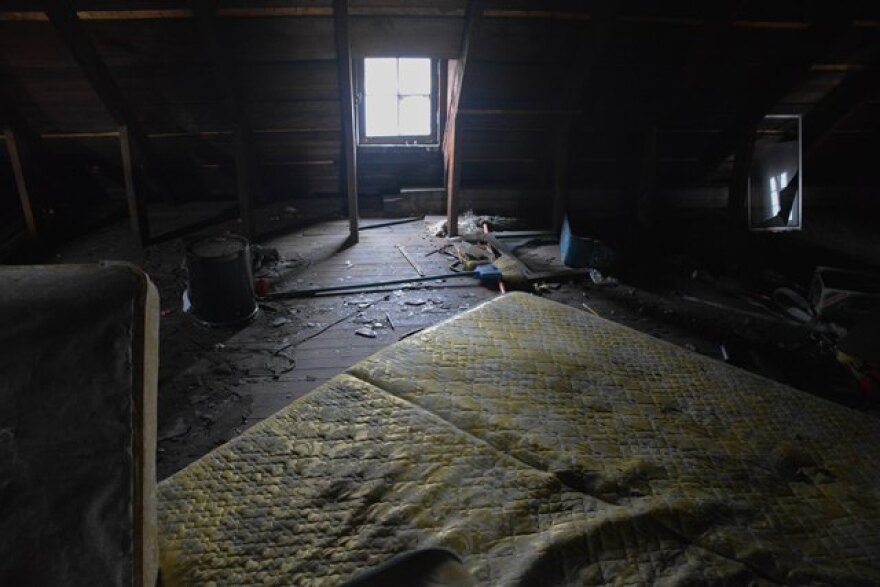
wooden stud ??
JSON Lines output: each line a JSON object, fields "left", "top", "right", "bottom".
{"left": 44, "top": 1, "right": 193, "bottom": 204}
{"left": 728, "top": 127, "right": 755, "bottom": 227}
{"left": 445, "top": 0, "right": 485, "bottom": 238}
{"left": 635, "top": 126, "right": 659, "bottom": 228}
{"left": 551, "top": 121, "right": 570, "bottom": 231}
{"left": 550, "top": 2, "right": 616, "bottom": 232}
{"left": 233, "top": 124, "right": 257, "bottom": 238}
{"left": 196, "top": 0, "right": 257, "bottom": 238}
{"left": 119, "top": 125, "right": 150, "bottom": 246}
{"left": 3, "top": 129, "right": 39, "bottom": 240}
{"left": 334, "top": 0, "right": 359, "bottom": 242}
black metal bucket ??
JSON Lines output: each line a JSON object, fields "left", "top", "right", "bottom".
{"left": 184, "top": 235, "right": 258, "bottom": 327}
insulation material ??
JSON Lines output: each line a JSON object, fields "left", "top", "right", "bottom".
{"left": 158, "top": 293, "right": 880, "bottom": 585}
{"left": 0, "top": 264, "right": 159, "bottom": 586}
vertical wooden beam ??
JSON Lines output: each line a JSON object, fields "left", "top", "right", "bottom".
{"left": 233, "top": 125, "right": 257, "bottom": 238}
{"left": 728, "top": 127, "right": 755, "bottom": 227}
{"left": 635, "top": 126, "right": 658, "bottom": 228}
{"left": 445, "top": 119, "right": 462, "bottom": 237}
{"left": 444, "top": 0, "right": 485, "bottom": 238}
{"left": 4, "top": 129, "right": 39, "bottom": 240}
{"left": 333, "top": 0, "right": 359, "bottom": 243}
{"left": 552, "top": 2, "right": 616, "bottom": 232}
{"left": 196, "top": 0, "right": 257, "bottom": 238}
{"left": 551, "top": 120, "right": 570, "bottom": 231}
{"left": 119, "top": 125, "right": 150, "bottom": 246}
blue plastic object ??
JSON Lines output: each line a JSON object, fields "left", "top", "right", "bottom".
{"left": 473, "top": 263, "right": 502, "bottom": 284}
{"left": 560, "top": 216, "right": 615, "bottom": 269}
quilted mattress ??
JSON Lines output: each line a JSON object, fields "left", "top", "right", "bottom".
{"left": 158, "top": 292, "right": 880, "bottom": 585}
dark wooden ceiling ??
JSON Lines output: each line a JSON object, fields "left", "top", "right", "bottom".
{"left": 1, "top": 1, "right": 878, "bottom": 242}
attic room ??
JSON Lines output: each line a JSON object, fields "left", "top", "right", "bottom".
{"left": 2, "top": 1, "right": 880, "bottom": 584}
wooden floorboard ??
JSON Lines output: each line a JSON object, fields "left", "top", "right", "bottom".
{"left": 218, "top": 217, "right": 497, "bottom": 432}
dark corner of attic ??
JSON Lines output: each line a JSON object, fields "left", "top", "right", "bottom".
{"left": 2, "top": 1, "right": 880, "bottom": 585}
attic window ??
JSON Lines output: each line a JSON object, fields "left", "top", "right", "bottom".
{"left": 360, "top": 58, "right": 436, "bottom": 144}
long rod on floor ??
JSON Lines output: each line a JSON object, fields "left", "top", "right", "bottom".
{"left": 263, "top": 263, "right": 510, "bottom": 300}
{"left": 263, "top": 271, "right": 480, "bottom": 300}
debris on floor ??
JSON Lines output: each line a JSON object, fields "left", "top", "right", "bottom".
{"left": 429, "top": 210, "right": 521, "bottom": 239}
{"left": 49, "top": 211, "right": 880, "bottom": 480}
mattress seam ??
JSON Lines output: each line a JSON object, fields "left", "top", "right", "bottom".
{"left": 346, "top": 369, "right": 789, "bottom": 584}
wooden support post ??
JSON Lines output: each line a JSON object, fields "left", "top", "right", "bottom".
{"left": 119, "top": 125, "right": 150, "bottom": 246}
{"left": 445, "top": 124, "right": 462, "bottom": 237}
{"left": 233, "top": 124, "right": 256, "bottom": 238}
{"left": 333, "top": 0, "right": 359, "bottom": 243}
{"left": 551, "top": 2, "right": 615, "bottom": 233}
{"left": 196, "top": 0, "right": 258, "bottom": 238}
{"left": 727, "top": 126, "right": 755, "bottom": 227}
{"left": 552, "top": 121, "right": 570, "bottom": 232}
{"left": 444, "top": 0, "right": 485, "bottom": 238}
{"left": 728, "top": 127, "right": 755, "bottom": 227}
{"left": 4, "top": 129, "right": 39, "bottom": 240}
{"left": 635, "top": 126, "right": 658, "bottom": 229}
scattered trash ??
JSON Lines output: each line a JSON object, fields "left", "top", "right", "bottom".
{"left": 214, "top": 343, "right": 226, "bottom": 350}
{"left": 588, "top": 269, "right": 619, "bottom": 287}
{"left": 425, "top": 244, "right": 450, "bottom": 257}
{"left": 773, "top": 287, "right": 814, "bottom": 323}
{"left": 355, "top": 328, "right": 377, "bottom": 338}
{"left": 809, "top": 266, "right": 880, "bottom": 323}
{"left": 385, "top": 312, "right": 395, "bottom": 330}
{"left": 684, "top": 343, "right": 697, "bottom": 352}
{"left": 251, "top": 245, "right": 280, "bottom": 272}
{"left": 345, "top": 260, "right": 353, "bottom": 269}
{"left": 720, "top": 344, "right": 730, "bottom": 362}
{"left": 272, "top": 317, "right": 290, "bottom": 327}
{"left": 582, "top": 303, "right": 599, "bottom": 316}
{"left": 428, "top": 210, "right": 519, "bottom": 239}
{"left": 397, "top": 245, "right": 425, "bottom": 276}
{"left": 560, "top": 216, "right": 616, "bottom": 270}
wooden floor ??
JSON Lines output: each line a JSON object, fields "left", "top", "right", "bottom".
{"left": 242, "top": 217, "right": 497, "bottom": 426}
{"left": 108, "top": 215, "right": 499, "bottom": 478}
{"left": 57, "top": 207, "right": 867, "bottom": 479}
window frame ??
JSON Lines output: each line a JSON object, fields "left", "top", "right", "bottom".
{"left": 356, "top": 58, "right": 441, "bottom": 146}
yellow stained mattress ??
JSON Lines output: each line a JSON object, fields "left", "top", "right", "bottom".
{"left": 158, "top": 292, "right": 880, "bottom": 585}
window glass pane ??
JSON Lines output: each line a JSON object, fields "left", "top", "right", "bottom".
{"left": 398, "top": 58, "right": 431, "bottom": 95}
{"left": 365, "top": 58, "right": 397, "bottom": 96}
{"left": 399, "top": 96, "right": 431, "bottom": 135}
{"left": 365, "top": 94, "right": 398, "bottom": 136}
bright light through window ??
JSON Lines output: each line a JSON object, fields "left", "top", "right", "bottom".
{"left": 364, "top": 58, "right": 432, "bottom": 138}
{"left": 769, "top": 172, "right": 789, "bottom": 216}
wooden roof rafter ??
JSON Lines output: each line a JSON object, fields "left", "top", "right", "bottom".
{"left": 41, "top": 1, "right": 199, "bottom": 218}
{"left": 697, "top": 1, "right": 860, "bottom": 176}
